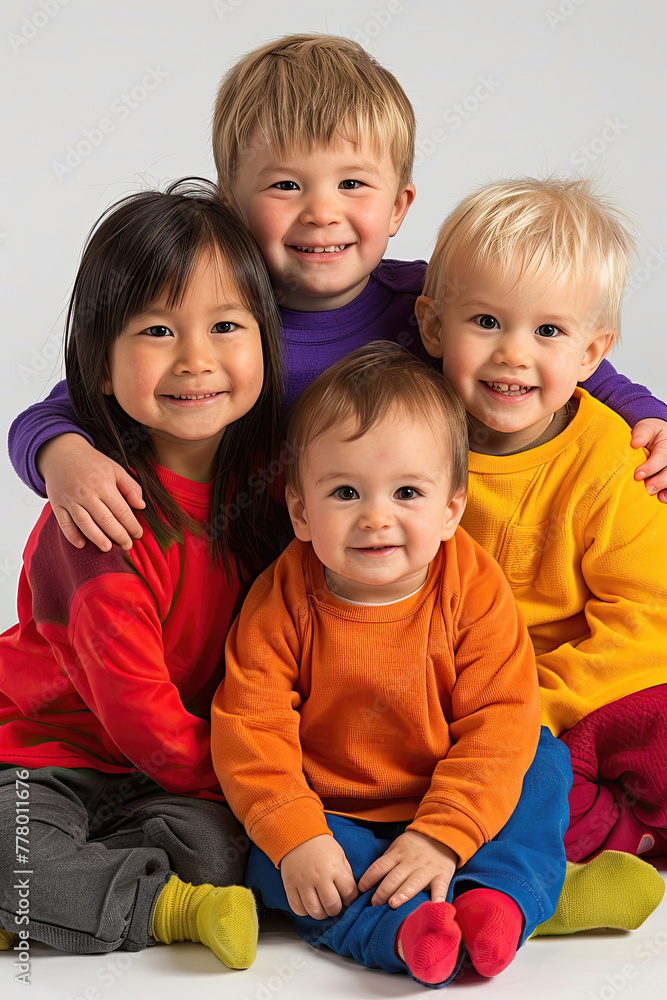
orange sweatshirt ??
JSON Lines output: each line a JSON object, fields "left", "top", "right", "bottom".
{"left": 211, "top": 530, "right": 540, "bottom": 868}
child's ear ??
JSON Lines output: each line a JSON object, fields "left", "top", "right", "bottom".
{"left": 441, "top": 488, "right": 467, "bottom": 541}
{"left": 285, "top": 487, "right": 312, "bottom": 542}
{"left": 415, "top": 295, "right": 444, "bottom": 358}
{"left": 388, "top": 183, "right": 416, "bottom": 237}
{"left": 102, "top": 364, "right": 114, "bottom": 395}
{"left": 579, "top": 327, "right": 616, "bottom": 382}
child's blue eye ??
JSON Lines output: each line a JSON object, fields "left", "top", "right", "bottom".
{"left": 536, "top": 324, "right": 560, "bottom": 338}
{"left": 212, "top": 322, "right": 237, "bottom": 334}
{"left": 272, "top": 181, "right": 299, "bottom": 191}
{"left": 395, "top": 487, "right": 419, "bottom": 500}
{"left": 476, "top": 315, "right": 499, "bottom": 330}
{"left": 333, "top": 486, "right": 358, "bottom": 500}
{"left": 144, "top": 325, "right": 172, "bottom": 338}
{"left": 340, "top": 179, "right": 362, "bottom": 190}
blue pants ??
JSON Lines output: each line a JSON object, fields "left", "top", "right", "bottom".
{"left": 247, "top": 728, "right": 572, "bottom": 986}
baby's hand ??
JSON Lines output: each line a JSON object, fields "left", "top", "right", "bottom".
{"left": 632, "top": 418, "right": 667, "bottom": 503}
{"left": 38, "top": 434, "right": 145, "bottom": 551}
{"left": 358, "top": 830, "right": 457, "bottom": 908}
{"left": 280, "top": 834, "right": 359, "bottom": 920}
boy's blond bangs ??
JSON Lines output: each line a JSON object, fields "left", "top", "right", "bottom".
{"left": 213, "top": 34, "right": 415, "bottom": 190}
{"left": 425, "top": 177, "right": 636, "bottom": 335}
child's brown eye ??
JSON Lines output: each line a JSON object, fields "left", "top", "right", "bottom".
{"left": 395, "top": 487, "right": 418, "bottom": 500}
{"left": 340, "top": 179, "right": 362, "bottom": 190}
{"left": 144, "top": 325, "right": 171, "bottom": 338}
{"left": 477, "top": 315, "right": 498, "bottom": 330}
{"left": 334, "top": 486, "right": 358, "bottom": 500}
{"left": 536, "top": 324, "right": 560, "bottom": 338}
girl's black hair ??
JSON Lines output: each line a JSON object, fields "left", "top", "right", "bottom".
{"left": 65, "top": 177, "right": 286, "bottom": 583}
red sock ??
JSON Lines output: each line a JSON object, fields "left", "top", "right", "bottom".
{"left": 395, "top": 900, "right": 461, "bottom": 985}
{"left": 453, "top": 888, "right": 522, "bottom": 977}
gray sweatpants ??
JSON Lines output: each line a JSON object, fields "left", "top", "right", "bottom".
{"left": 0, "top": 767, "right": 247, "bottom": 953}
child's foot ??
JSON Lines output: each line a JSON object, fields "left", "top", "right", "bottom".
{"left": 152, "top": 876, "right": 258, "bottom": 968}
{"left": 453, "top": 887, "right": 523, "bottom": 977}
{"left": 0, "top": 924, "right": 18, "bottom": 950}
{"left": 531, "top": 851, "right": 665, "bottom": 936}
{"left": 196, "top": 886, "right": 259, "bottom": 968}
{"left": 395, "top": 900, "right": 461, "bottom": 986}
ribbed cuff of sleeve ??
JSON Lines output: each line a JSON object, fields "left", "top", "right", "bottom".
{"left": 407, "top": 802, "right": 488, "bottom": 867}
{"left": 25, "top": 425, "right": 95, "bottom": 498}
{"left": 247, "top": 795, "right": 332, "bottom": 867}
{"left": 616, "top": 398, "right": 667, "bottom": 424}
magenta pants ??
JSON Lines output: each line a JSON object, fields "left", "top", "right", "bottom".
{"left": 560, "top": 685, "right": 667, "bottom": 862}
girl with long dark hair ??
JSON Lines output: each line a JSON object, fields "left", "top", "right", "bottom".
{"left": 0, "top": 179, "right": 284, "bottom": 968}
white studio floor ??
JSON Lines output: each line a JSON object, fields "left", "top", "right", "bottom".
{"left": 2, "top": 869, "right": 666, "bottom": 1000}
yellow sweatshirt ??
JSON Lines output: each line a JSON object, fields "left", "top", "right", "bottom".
{"left": 462, "top": 389, "right": 667, "bottom": 736}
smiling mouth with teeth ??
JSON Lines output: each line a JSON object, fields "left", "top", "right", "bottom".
{"left": 168, "top": 392, "right": 222, "bottom": 400}
{"left": 485, "top": 382, "right": 533, "bottom": 397}
{"left": 293, "top": 244, "right": 349, "bottom": 253}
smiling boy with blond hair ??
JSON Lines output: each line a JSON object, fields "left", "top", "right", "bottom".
{"left": 417, "top": 176, "right": 667, "bottom": 861}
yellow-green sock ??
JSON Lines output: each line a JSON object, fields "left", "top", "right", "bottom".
{"left": 0, "top": 925, "right": 18, "bottom": 950}
{"left": 531, "top": 851, "right": 665, "bottom": 937}
{"left": 152, "top": 875, "right": 258, "bottom": 969}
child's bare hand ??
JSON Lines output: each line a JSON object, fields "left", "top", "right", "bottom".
{"left": 358, "top": 830, "right": 457, "bottom": 909}
{"left": 37, "top": 434, "right": 145, "bottom": 551}
{"left": 280, "top": 834, "right": 359, "bottom": 920}
{"left": 632, "top": 418, "right": 667, "bottom": 503}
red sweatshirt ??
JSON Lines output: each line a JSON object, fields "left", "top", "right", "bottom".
{"left": 0, "top": 467, "right": 238, "bottom": 798}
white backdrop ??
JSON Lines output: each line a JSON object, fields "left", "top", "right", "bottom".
{"left": 1, "top": 0, "right": 666, "bottom": 629}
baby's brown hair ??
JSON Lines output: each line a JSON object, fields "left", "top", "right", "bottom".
{"left": 284, "top": 341, "right": 468, "bottom": 500}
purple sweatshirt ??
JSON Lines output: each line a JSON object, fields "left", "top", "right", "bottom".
{"left": 9, "top": 259, "right": 667, "bottom": 497}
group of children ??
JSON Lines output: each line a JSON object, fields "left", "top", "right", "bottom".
{"left": 1, "top": 32, "right": 666, "bottom": 989}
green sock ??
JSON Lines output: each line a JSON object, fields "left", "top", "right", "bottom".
{"left": 0, "top": 924, "right": 18, "bottom": 950}
{"left": 152, "top": 875, "right": 258, "bottom": 969}
{"left": 532, "top": 851, "right": 665, "bottom": 936}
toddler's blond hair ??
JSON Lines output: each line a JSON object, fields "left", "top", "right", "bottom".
{"left": 213, "top": 33, "right": 415, "bottom": 191}
{"left": 424, "top": 177, "right": 636, "bottom": 335}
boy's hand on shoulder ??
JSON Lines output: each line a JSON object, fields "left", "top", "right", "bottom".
{"left": 632, "top": 418, "right": 667, "bottom": 503}
{"left": 358, "top": 830, "right": 457, "bottom": 908}
{"left": 280, "top": 834, "right": 359, "bottom": 920}
{"left": 38, "top": 434, "right": 146, "bottom": 551}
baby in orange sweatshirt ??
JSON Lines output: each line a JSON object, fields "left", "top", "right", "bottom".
{"left": 212, "top": 342, "right": 573, "bottom": 986}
